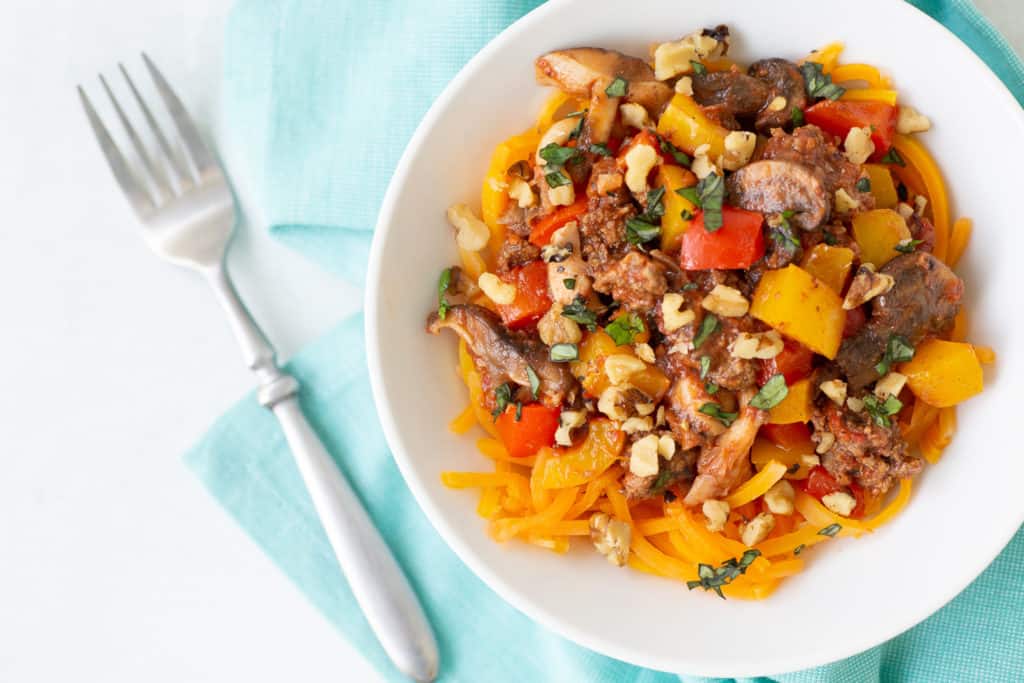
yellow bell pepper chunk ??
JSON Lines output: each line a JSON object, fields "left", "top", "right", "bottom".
{"left": 800, "top": 42, "right": 844, "bottom": 73}
{"left": 656, "top": 93, "right": 728, "bottom": 159}
{"left": 863, "top": 164, "right": 899, "bottom": 209}
{"left": 571, "top": 330, "right": 670, "bottom": 401}
{"left": 656, "top": 164, "right": 698, "bottom": 252}
{"left": 750, "top": 265, "right": 846, "bottom": 359}
{"left": 800, "top": 244, "right": 855, "bottom": 294}
{"left": 840, "top": 89, "right": 898, "bottom": 105}
{"left": 480, "top": 130, "right": 541, "bottom": 255}
{"left": 899, "top": 339, "right": 984, "bottom": 408}
{"left": 539, "top": 419, "right": 625, "bottom": 489}
{"left": 852, "top": 208, "right": 912, "bottom": 268}
{"left": 768, "top": 378, "right": 814, "bottom": 424}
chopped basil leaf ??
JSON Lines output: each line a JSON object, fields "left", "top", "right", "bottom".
{"left": 626, "top": 217, "right": 661, "bottom": 245}
{"left": 588, "top": 143, "right": 612, "bottom": 157}
{"left": 699, "top": 402, "right": 739, "bottom": 427}
{"left": 545, "top": 170, "right": 571, "bottom": 188}
{"left": 686, "top": 549, "right": 761, "bottom": 599}
{"left": 676, "top": 186, "right": 700, "bottom": 205}
{"left": 856, "top": 177, "right": 872, "bottom": 193}
{"left": 660, "top": 138, "right": 691, "bottom": 166}
{"left": 875, "top": 334, "right": 915, "bottom": 375}
{"left": 750, "top": 374, "right": 789, "bottom": 410}
{"left": 690, "top": 60, "right": 707, "bottom": 76}
{"left": 569, "top": 111, "right": 586, "bottom": 140}
{"left": 645, "top": 186, "right": 666, "bottom": 221}
{"left": 696, "top": 173, "right": 725, "bottom": 232}
{"left": 605, "top": 312, "right": 646, "bottom": 345}
{"left": 818, "top": 523, "right": 842, "bottom": 537}
{"left": 437, "top": 268, "right": 452, "bottom": 319}
{"left": 563, "top": 277, "right": 576, "bottom": 290}
{"left": 894, "top": 239, "right": 923, "bottom": 254}
{"left": 526, "top": 366, "right": 540, "bottom": 400}
{"left": 491, "top": 383, "right": 512, "bottom": 420}
{"left": 681, "top": 282, "right": 699, "bottom": 291}
{"left": 539, "top": 143, "right": 579, "bottom": 167}
{"left": 705, "top": 382, "right": 720, "bottom": 395}
{"left": 800, "top": 61, "right": 845, "bottom": 101}
{"left": 561, "top": 296, "right": 597, "bottom": 331}
{"left": 786, "top": 463, "right": 800, "bottom": 474}
{"left": 514, "top": 402, "right": 523, "bottom": 421}
{"left": 693, "top": 314, "right": 719, "bottom": 349}
{"left": 822, "top": 231, "right": 839, "bottom": 246}
{"left": 770, "top": 212, "right": 801, "bottom": 254}
{"left": 897, "top": 182, "right": 909, "bottom": 201}
{"left": 794, "top": 544, "right": 806, "bottom": 556}
{"left": 863, "top": 394, "right": 903, "bottom": 427}
{"left": 549, "top": 343, "right": 579, "bottom": 362}
{"left": 680, "top": 208, "right": 694, "bottom": 221}
{"left": 791, "top": 106, "right": 805, "bottom": 127}
{"left": 605, "top": 76, "right": 628, "bottom": 97}
{"left": 880, "top": 148, "right": 906, "bottom": 166}
{"left": 699, "top": 355, "right": 711, "bottom": 380}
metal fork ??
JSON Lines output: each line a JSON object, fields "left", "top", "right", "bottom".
{"left": 78, "top": 55, "right": 438, "bottom": 682}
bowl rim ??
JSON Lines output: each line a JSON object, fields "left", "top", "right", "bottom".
{"left": 365, "top": 0, "right": 1024, "bottom": 675}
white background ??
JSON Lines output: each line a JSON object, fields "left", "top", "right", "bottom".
{"left": 0, "top": 1, "right": 1019, "bottom": 681}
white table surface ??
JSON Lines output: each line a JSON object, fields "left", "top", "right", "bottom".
{"left": 1, "top": 1, "right": 1019, "bottom": 681}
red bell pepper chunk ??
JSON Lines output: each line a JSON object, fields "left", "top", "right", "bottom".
{"left": 495, "top": 403, "right": 560, "bottom": 459}
{"left": 799, "top": 466, "right": 866, "bottom": 518}
{"left": 528, "top": 195, "right": 588, "bottom": 246}
{"left": 757, "top": 337, "right": 815, "bottom": 385}
{"left": 496, "top": 260, "right": 552, "bottom": 330}
{"left": 761, "top": 422, "right": 812, "bottom": 451}
{"left": 804, "top": 99, "right": 898, "bottom": 158}
{"left": 679, "top": 206, "right": 765, "bottom": 271}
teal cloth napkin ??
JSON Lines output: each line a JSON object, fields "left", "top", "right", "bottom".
{"left": 188, "top": 1, "right": 1024, "bottom": 680}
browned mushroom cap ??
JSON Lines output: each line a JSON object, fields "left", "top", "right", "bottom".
{"left": 535, "top": 48, "right": 673, "bottom": 142}
{"left": 426, "top": 304, "right": 577, "bottom": 407}
{"left": 748, "top": 58, "right": 807, "bottom": 132}
{"left": 726, "top": 160, "right": 829, "bottom": 230}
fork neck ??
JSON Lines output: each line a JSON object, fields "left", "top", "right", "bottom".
{"left": 204, "top": 263, "right": 299, "bottom": 409}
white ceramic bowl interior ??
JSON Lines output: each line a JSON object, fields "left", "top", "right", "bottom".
{"left": 367, "top": 0, "right": 1024, "bottom": 675}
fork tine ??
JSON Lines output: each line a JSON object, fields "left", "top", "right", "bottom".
{"left": 119, "top": 63, "right": 194, "bottom": 194}
{"left": 77, "top": 85, "right": 155, "bottom": 217}
{"left": 141, "top": 53, "right": 218, "bottom": 177}
{"left": 99, "top": 74, "right": 172, "bottom": 202}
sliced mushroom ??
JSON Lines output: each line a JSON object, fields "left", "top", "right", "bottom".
{"left": 748, "top": 58, "right": 807, "bottom": 132}
{"left": 427, "top": 304, "right": 578, "bottom": 406}
{"left": 535, "top": 48, "right": 673, "bottom": 142}
{"left": 683, "top": 389, "right": 768, "bottom": 506}
{"left": 691, "top": 71, "right": 769, "bottom": 118}
{"left": 726, "top": 160, "right": 829, "bottom": 230}
{"left": 545, "top": 221, "right": 591, "bottom": 305}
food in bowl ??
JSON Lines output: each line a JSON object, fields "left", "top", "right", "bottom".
{"left": 424, "top": 25, "right": 993, "bottom": 599}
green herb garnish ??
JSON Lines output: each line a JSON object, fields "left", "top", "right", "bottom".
{"left": 699, "top": 355, "right": 711, "bottom": 380}
{"left": 680, "top": 208, "right": 694, "bottom": 221}
{"left": 526, "top": 366, "right": 540, "bottom": 400}
{"left": 561, "top": 296, "right": 597, "bottom": 331}
{"left": 690, "top": 60, "right": 708, "bottom": 76}
{"left": 791, "top": 106, "right": 805, "bottom": 126}
{"left": 705, "top": 382, "right": 720, "bottom": 395}
{"left": 605, "top": 312, "right": 646, "bottom": 345}
{"left": 491, "top": 383, "right": 512, "bottom": 420}
{"left": 549, "top": 343, "right": 579, "bottom": 362}
{"left": 660, "top": 138, "right": 691, "bottom": 166}
{"left": 539, "top": 143, "right": 579, "bottom": 167}
{"left": 693, "top": 314, "right": 719, "bottom": 349}
{"left": 800, "top": 61, "right": 845, "bottom": 101}
{"left": 875, "top": 334, "right": 915, "bottom": 375}
{"left": 856, "top": 177, "right": 872, "bottom": 193}
{"left": 880, "top": 148, "right": 906, "bottom": 166}
{"left": 699, "top": 402, "right": 739, "bottom": 427}
{"left": 605, "top": 76, "right": 628, "bottom": 97}
{"left": 794, "top": 544, "right": 806, "bottom": 556}
{"left": 894, "top": 239, "right": 923, "bottom": 254}
{"left": 545, "top": 170, "right": 571, "bottom": 188}
{"left": 677, "top": 173, "right": 725, "bottom": 231}
{"left": 771, "top": 210, "right": 801, "bottom": 254}
{"left": 563, "top": 277, "right": 576, "bottom": 290}
{"left": 822, "top": 231, "right": 839, "bottom": 246}
{"left": 750, "top": 374, "right": 789, "bottom": 410}
{"left": 437, "top": 268, "right": 452, "bottom": 319}
{"left": 588, "top": 143, "right": 612, "bottom": 157}
{"left": 686, "top": 550, "right": 761, "bottom": 599}
{"left": 625, "top": 187, "right": 667, "bottom": 246}
{"left": 818, "top": 524, "right": 842, "bottom": 537}
{"left": 863, "top": 394, "right": 903, "bottom": 428}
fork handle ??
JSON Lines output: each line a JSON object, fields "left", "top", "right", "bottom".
{"left": 205, "top": 265, "right": 439, "bottom": 682}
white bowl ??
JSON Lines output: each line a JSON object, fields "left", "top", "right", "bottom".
{"left": 366, "top": 0, "right": 1024, "bottom": 675}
